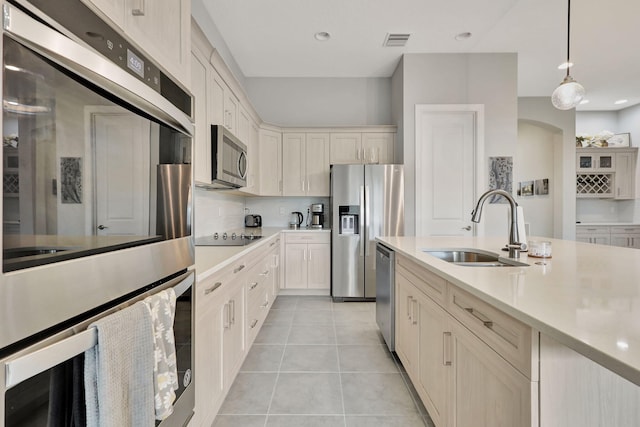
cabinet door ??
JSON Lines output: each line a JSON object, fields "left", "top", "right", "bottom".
{"left": 259, "top": 129, "right": 282, "bottom": 196}
{"left": 362, "top": 133, "right": 394, "bottom": 164}
{"left": 307, "top": 243, "right": 330, "bottom": 289}
{"left": 124, "top": 0, "right": 190, "bottom": 86}
{"left": 224, "top": 91, "right": 239, "bottom": 133}
{"left": 194, "top": 286, "right": 224, "bottom": 426}
{"left": 87, "top": 0, "right": 125, "bottom": 27}
{"left": 237, "top": 105, "right": 251, "bottom": 144}
{"left": 615, "top": 152, "right": 635, "bottom": 199}
{"left": 191, "top": 48, "right": 212, "bottom": 185}
{"left": 239, "top": 121, "right": 260, "bottom": 195}
{"left": 282, "top": 133, "right": 306, "bottom": 196}
{"left": 209, "top": 68, "right": 226, "bottom": 126}
{"left": 450, "top": 321, "right": 532, "bottom": 427}
{"left": 330, "top": 133, "right": 362, "bottom": 164}
{"left": 222, "top": 286, "right": 245, "bottom": 389}
{"left": 415, "top": 291, "right": 449, "bottom": 427}
{"left": 395, "top": 274, "right": 419, "bottom": 379}
{"left": 284, "top": 243, "right": 308, "bottom": 289}
{"left": 306, "top": 133, "right": 331, "bottom": 196}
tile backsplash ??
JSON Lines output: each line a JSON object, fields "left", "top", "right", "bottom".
{"left": 194, "top": 189, "right": 331, "bottom": 236}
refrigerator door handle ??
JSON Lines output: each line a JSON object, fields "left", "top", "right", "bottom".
{"left": 360, "top": 185, "right": 365, "bottom": 257}
{"left": 364, "top": 185, "right": 371, "bottom": 256}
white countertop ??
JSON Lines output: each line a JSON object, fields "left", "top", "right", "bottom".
{"left": 376, "top": 235, "right": 640, "bottom": 386}
{"left": 194, "top": 227, "right": 331, "bottom": 280}
{"left": 576, "top": 222, "right": 640, "bottom": 226}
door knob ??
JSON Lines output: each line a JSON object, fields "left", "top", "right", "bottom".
{"left": 97, "top": 225, "right": 108, "bottom": 230}
{"left": 462, "top": 225, "right": 472, "bottom": 231}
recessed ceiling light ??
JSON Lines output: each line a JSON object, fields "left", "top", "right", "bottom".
{"left": 614, "top": 99, "right": 628, "bottom": 105}
{"left": 558, "top": 61, "right": 573, "bottom": 70}
{"left": 579, "top": 99, "right": 589, "bottom": 105}
{"left": 454, "top": 32, "right": 472, "bottom": 41}
{"left": 314, "top": 32, "right": 331, "bottom": 41}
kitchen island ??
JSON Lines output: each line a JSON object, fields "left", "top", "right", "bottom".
{"left": 377, "top": 235, "right": 640, "bottom": 426}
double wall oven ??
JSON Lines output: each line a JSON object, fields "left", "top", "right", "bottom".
{"left": 1, "top": 0, "right": 195, "bottom": 425}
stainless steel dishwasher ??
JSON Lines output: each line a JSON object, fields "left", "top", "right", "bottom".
{"left": 376, "top": 243, "right": 395, "bottom": 352}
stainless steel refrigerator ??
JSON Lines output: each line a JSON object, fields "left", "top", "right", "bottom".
{"left": 330, "top": 164, "right": 404, "bottom": 300}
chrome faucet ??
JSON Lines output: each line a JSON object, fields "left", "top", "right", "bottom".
{"left": 471, "top": 189, "right": 526, "bottom": 259}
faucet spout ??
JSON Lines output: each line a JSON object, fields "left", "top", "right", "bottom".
{"left": 471, "top": 189, "right": 524, "bottom": 258}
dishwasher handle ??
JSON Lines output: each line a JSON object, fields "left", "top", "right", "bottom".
{"left": 376, "top": 243, "right": 394, "bottom": 259}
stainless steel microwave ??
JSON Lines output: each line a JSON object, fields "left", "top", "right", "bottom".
{"left": 199, "top": 124, "right": 247, "bottom": 189}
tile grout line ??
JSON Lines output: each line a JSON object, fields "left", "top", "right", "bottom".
{"left": 262, "top": 296, "right": 296, "bottom": 427}
{"left": 332, "top": 300, "right": 348, "bottom": 427}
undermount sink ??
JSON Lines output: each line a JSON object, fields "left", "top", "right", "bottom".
{"left": 423, "top": 249, "right": 528, "bottom": 267}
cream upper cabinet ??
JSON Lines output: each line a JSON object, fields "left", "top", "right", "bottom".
{"left": 282, "top": 133, "right": 330, "bottom": 197}
{"left": 362, "top": 132, "right": 395, "bottom": 164}
{"left": 330, "top": 133, "right": 362, "bottom": 164}
{"left": 190, "top": 47, "right": 211, "bottom": 185}
{"left": 330, "top": 132, "right": 394, "bottom": 164}
{"left": 209, "top": 68, "right": 226, "bottom": 127}
{"left": 259, "top": 129, "right": 282, "bottom": 196}
{"left": 614, "top": 150, "right": 637, "bottom": 200}
{"left": 237, "top": 105, "right": 251, "bottom": 144}
{"left": 86, "top": 0, "right": 190, "bottom": 86}
{"left": 306, "top": 133, "right": 331, "bottom": 196}
{"left": 224, "top": 91, "right": 239, "bottom": 133}
{"left": 282, "top": 133, "right": 307, "bottom": 196}
{"left": 240, "top": 121, "right": 260, "bottom": 195}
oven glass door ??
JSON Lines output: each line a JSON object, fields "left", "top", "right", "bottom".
{"left": 2, "top": 34, "right": 192, "bottom": 272}
{"left": 3, "top": 274, "right": 193, "bottom": 426}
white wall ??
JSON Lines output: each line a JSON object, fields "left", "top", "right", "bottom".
{"left": 575, "top": 111, "right": 618, "bottom": 136}
{"left": 516, "top": 122, "right": 556, "bottom": 238}
{"left": 393, "top": 53, "right": 518, "bottom": 237}
{"left": 243, "top": 77, "right": 391, "bottom": 127}
{"left": 518, "top": 97, "right": 576, "bottom": 239}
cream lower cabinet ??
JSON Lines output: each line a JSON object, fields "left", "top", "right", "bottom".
{"left": 395, "top": 255, "right": 537, "bottom": 427}
{"left": 610, "top": 226, "right": 640, "bottom": 248}
{"left": 576, "top": 226, "right": 611, "bottom": 245}
{"left": 283, "top": 232, "right": 330, "bottom": 290}
{"left": 193, "top": 238, "right": 281, "bottom": 426}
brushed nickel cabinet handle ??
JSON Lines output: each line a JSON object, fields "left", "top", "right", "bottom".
{"left": 443, "top": 332, "right": 452, "bottom": 366}
{"left": 131, "top": 0, "right": 145, "bottom": 15}
{"left": 205, "top": 282, "right": 222, "bottom": 295}
{"left": 249, "top": 282, "right": 258, "bottom": 290}
{"left": 234, "top": 264, "right": 245, "bottom": 274}
{"left": 464, "top": 307, "right": 493, "bottom": 328}
{"left": 250, "top": 319, "right": 258, "bottom": 329}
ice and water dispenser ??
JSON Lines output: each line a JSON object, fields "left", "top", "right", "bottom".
{"left": 338, "top": 205, "right": 360, "bottom": 235}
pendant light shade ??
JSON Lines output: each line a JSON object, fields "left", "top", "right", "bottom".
{"left": 552, "top": 0, "right": 585, "bottom": 110}
{"left": 552, "top": 75, "right": 585, "bottom": 110}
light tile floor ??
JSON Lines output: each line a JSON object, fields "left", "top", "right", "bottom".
{"left": 213, "top": 296, "right": 435, "bottom": 427}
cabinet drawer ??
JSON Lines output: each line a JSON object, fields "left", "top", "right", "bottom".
{"left": 448, "top": 285, "right": 535, "bottom": 379}
{"left": 285, "top": 232, "right": 330, "bottom": 244}
{"left": 396, "top": 256, "right": 447, "bottom": 306}
{"left": 610, "top": 226, "right": 640, "bottom": 235}
{"left": 576, "top": 226, "right": 610, "bottom": 236}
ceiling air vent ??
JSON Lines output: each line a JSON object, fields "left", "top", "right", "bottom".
{"left": 384, "top": 33, "right": 410, "bottom": 47}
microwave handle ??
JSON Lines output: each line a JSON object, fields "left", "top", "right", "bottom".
{"left": 5, "top": 271, "right": 194, "bottom": 389}
{"left": 238, "top": 151, "right": 248, "bottom": 180}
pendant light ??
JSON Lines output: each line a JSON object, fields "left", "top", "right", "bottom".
{"left": 551, "top": 0, "right": 585, "bottom": 110}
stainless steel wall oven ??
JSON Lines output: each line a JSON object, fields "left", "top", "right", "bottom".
{"left": 1, "top": 0, "right": 195, "bottom": 424}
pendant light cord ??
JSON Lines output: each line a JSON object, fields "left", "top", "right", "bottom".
{"left": 566, "top": 0, "right": 571, "bottom": 78}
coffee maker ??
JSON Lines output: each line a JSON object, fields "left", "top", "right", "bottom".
{"left": 310, "top": 203, "right": 325, "bottom": 228}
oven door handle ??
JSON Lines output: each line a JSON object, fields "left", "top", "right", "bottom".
{"left": 5, "top": 271, "right": 194, "bottom": 389}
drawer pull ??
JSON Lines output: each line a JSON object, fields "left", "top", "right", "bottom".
{"left": 204, "top": 282, "right": 222, "bottom": 295}
{"left": 443, "top": 332, "right": 452, "bottom": 366}
{"left": 234, "top": 264, "right": 246, "bottom": 274}
{"left": 465, "top": 307, "right": 493, "bottom": 328}
{"left": 270, "top": 241, "right": 276, "bottom": 247}
{"left": 261, "top": 300, "right": 269, "bottom": 308}
{"left": 249, "top": 282, "right": 258, "bottom": 290}
{"left": 250, "top": 319, "right": 258, "bottom": 329}
{"left": 259, "top": 270, "right": 269, "bottom": 276}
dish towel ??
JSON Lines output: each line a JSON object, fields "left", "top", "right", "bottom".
{"left": 84, "top": 301, "right": 155, "bottom": 427}
{"left": 144, "top": 288, "right": 179, "bottom": 421}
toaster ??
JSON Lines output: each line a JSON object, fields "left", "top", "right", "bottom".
{"left": 244, "top": 214, "right": 262, "bottom": 227}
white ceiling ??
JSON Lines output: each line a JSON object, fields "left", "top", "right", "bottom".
{"left": 201, "top": 0, "right": 640, "bottom": 111}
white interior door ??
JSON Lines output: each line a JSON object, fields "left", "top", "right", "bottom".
{"left": 415, "top": 105, "right": 484, "bottom": 236}
{"left": 92, "top": 109, "right": 150, "bottom": 235}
